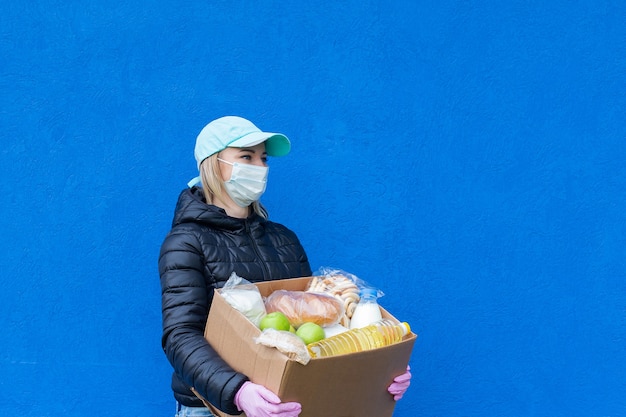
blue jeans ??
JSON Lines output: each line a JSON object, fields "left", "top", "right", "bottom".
{"left": 175, "top": 403, "right": 215, "bottom": 417}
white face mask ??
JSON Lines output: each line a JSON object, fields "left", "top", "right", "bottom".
{"left": 218, "top": 158, "right": 269, "bottom": 207}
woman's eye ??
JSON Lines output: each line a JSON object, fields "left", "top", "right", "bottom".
{"left": 240, "top": 155, "right": 252, "bottom": 160}
{"left": 261, "top": 156, "right": 268, "bottom": 164}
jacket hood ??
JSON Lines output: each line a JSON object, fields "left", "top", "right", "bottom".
{"left": 171, "top": 187, "right": 262, "bottom": 232}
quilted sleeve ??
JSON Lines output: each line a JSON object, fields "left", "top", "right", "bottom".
{"left": 159, "top": 227, "right": 248, "bottom": 414}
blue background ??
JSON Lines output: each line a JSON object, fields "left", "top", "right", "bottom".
{"left": 1, "top": 1, "right": 625, "bottom": 416}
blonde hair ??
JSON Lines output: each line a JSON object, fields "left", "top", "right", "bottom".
{"left": 199, "top": 154, "right": 268, "bottom": 219}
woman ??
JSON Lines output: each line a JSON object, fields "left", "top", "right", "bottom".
{"left": 159, "top": 116, "right": 411, "bottom": 417}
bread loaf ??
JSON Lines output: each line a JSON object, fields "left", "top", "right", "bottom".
{"left": 264, "top": 290, "right": 344, "bottom": 327}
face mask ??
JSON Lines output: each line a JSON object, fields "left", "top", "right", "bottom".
{"left": 218, "top": 158, "right": 269, "bottom": 207}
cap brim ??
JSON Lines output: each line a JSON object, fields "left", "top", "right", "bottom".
{"left": 228, "top": 131, "right": 291, "bottom": 157}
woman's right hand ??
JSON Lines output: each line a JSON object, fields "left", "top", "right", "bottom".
{"left": 234, "top": 381, "right": 301, "bottom": 417}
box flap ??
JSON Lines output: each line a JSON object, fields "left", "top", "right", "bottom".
{"left": 206, "top": 290, "right": 290, "bottom": 392}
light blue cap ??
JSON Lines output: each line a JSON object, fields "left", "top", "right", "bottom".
{"left": 188, "top": 116, "right": 291, "bottom": 187}
{"left": 193, "top": 116, "right": 291, "bottom": 168}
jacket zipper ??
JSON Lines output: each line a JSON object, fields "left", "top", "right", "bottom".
{"left": 245, "top": 220, "right": 270, "bottom": 280}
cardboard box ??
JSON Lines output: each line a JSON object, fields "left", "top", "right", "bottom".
{"left": 197, "top": 277, "right": 417, "bottom": 417}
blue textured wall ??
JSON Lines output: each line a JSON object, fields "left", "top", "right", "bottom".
{"left": 1, "top": 1, "right": 625, "bottom": 416}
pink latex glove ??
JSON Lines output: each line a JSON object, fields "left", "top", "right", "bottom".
{"left": 387, "top": 365, "right": 412, "bottom": 401}
{"left": 234, "top": 381, "right": 302, "bottom": 417}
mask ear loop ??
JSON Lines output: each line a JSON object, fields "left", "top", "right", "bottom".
{"left": 189, "top": 155, "right": 229, "bottom": 188}
{"left": 216, "top": 158, "right": 237, "bottom": 185}
{"left": 217, "top": 158, "right": 234, "bottom": 166}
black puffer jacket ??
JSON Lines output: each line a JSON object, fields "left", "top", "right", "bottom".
{"left": 159, "top": 187, "right": 312, "bottom": 413}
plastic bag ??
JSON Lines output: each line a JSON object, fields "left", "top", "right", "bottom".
{"left": 254, "top": 328, "right": 311, "bottom": 365}
{"left": 264, "top": 290, "right": 344, "bottom": 328}
{"left": 307, "top": 267, "right": 384, "bottom": 328}
{"left": 220, "top": 272, "right": 267, "bottom": 327}
{"left": 311, "top": 267, "right": 385, "bottom": 298}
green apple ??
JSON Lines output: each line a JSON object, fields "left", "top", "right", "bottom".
{"left": 296, "top": 322, "right": 326, "bottom": 345}
{"left": 259, "top": 312, "right": 291, "bottom": 331}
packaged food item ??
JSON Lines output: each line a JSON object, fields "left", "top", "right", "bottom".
{"left": 306, "top": 270, "right": 360, "bottom": 327}
{"left": 322, "top": 323, "right": 350, "bottom": 338}
{"left": 349, "top": 287, "right": 383, "bottom": 329}
{"left": 254, "top": 328, "right": 311, "bottom": 365}
{"left": 221, "top": 272, "right": 266, "bottom": 326}
{"left": 264, "top": 290, "right": 344, "bottom": 328}
{"left": 307, "top": 319, "right": 411, "bottom": 358}
{"left": 307, "top": 267, "right": 386, "bottom": 329}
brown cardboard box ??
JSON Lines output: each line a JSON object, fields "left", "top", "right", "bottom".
{"left": 197, "top": 277, "right": 417, "bottom": 417}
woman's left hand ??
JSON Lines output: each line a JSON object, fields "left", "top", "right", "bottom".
{"left": 387, "top": 365, "right": 411, "bottom": 401}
